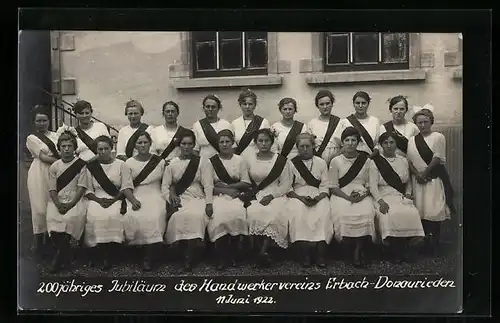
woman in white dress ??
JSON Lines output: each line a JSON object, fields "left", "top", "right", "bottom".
{"left": 192, "top": 95, "right": 233, "bottom": 159}
{"left": 271, "top": 97, "right": 308, "bottom": 160}
{"left": 151, "top": 101, "right": 187, "bottom": 164}
{"left": 406, "top": 108, "right": 455, "bottom": 256}
{"left": 307, "top": 90, "right": 342, "bottom": 165}
{"left": 207, "top": 129, "right": 252, "bottom": 269}
{"left": 231, "top": 89, "right": 272, "bottom": 160}
{"left": 82, "top": 136, "right": 141, "bottom": 270}
{"left": 124, "top": 131, "right": 167, "bottom": 271}
{"left": 26, "top": 105, "right": 60, "bottom": 259}
{"left": 329, "top": 127, "right": 376, "bottom": 268}
{"left": 333, "top": 91, "right": 381, "bottom": 158}
{"left": 369, "top": 132, "right": 425, "bottom": 263}
{"left": 246, "top": 129, "right": 293, "bottom": 267}
{"left": 379, "top": 96, "right": 420, "bottom": 157}
{"left": 116, "top": 100, "right": 154, "bottom": 161}
{"left": 46, "top": 131, "right": 88, "bottom": 273}
{"left": 162, "top": 130, "right": 214, "bottom": 272}
{"left": 287, "top": 133, "right": 332, "bottom": 268}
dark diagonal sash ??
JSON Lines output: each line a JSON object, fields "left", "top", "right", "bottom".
{"left": 338, "top": 153, "right": 369, "bottom": 188}
{"left": 210, "top": 155, "right": 239, "bottom": 184}
{"left": 384, "top": 121, "right": 409, "bottom": 154}
{"left": 315, "top": 115, "right": 340, "bottom": 157}
{"left": 251, "top": 155, "right": 288, "bottom": 193}
{"left": 32, "top": 132, "right": 60, "bottom": 158}
{"left": 173, "top": 156, "right": 201, "bottom": 196}
{"left": 124, "top": 123, "right": 149, "bottom": 158}
{"left": 372, "top": 155, "right": 405, "bottom": 195}
{"left": 160, "top": 126, "right": 187, "bottom": 160}
{"left": 280, "top": 121, "right": 304, "bottom": 158}
{"left": 347, "top": 114, "right": 375, "bottom": 151}
{"left": 199, "top": 118, "right": 221, "bottom": 153}
{"left": 87, "top": 159, "right": 127, "bottom": 214}
{"left": 132, "top": 155, "right": 162, "bottom": 187}
{"left": 56, "top": 158, "right": 87, "bottom": 192}
{"left": 235, "top": 115, "right": 264, "bottom": 155}
{"left": 76, "top": 126, "right": 98, "bottom": 155}
{"left": 291, "top": 156, "right": 321, "bottom": 188}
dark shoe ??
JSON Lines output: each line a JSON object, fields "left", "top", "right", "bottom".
{"left": 258, "top": 252, "right": 271, "bottom": 268}
{"left": 49, "top": 250, "right": 62, "bottom": 273}
{"left": 301, "top": 254, "right": 312, "bottom": 268}
{"left": 316, "top": 257, "right": 326, "bottom": 268}
{"left": 142, "top": 258, "right": 152, "bottom": 272}
{"left": 102, "top": 259, "right": 112, "bottom": 271}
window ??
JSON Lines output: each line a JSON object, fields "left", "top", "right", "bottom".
{"left": 192, "top": 32, "right": 268, "bottom": 78}
{"left": 324, "top": 32, "right": 409, "bottom": 72}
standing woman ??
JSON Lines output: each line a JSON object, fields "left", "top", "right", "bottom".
{"left": 207, "top": 129, "right": 252, "bottom": 269}
{"left": 379, "top": 96, "right": 420, "bottom": 157}
{"left": 162, "top": 130, "right": 214, "bottom": 272}
{"left": 287, "top": 133, "right": 333, "bottom": 268}
{"left": 333, "top": 91, "right": 381, "bottom": 158}
{"left": 115, "top": 100, "right": 154, "bottom": 161}
{"left": 246, "top": 129, "right": 293, "bottom": 267}
{"left": 151, "top": 101, "right": 188, "bottom": 164}
{"left": 271, "top": 97, "right": 308, "bottom": 160}
{"left": 46, "top": 130, "right": 88, "bottom": 273}
{"left": 123, "top": 131, "right": 167, "bottom": 271}
{"left": 192, "top": 95, "right": 233, "bottom": 159}
{"left": 329, "top": 127, "right": 376, "bottom": 268}
{"left": 231, "top": 89, "right": 271, "bottom": 160}
{"left": 82, "top": 136, "right": 141, "bottom": 270}
{"left": 307, "top": 90, "right": 342, "bottom": 165}
{"left": 406, "top": 107, "right": 455, "bottom": 256}
{"left": 26, "top": 105, "right": 60, "bottom": 258}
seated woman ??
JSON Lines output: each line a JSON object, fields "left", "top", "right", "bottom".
{"left": 46, "top": 131, "right": 88, "bottom": 273}
{"left": 207, "top": 129, "right": 252, "bottom": 269}
{"left": 329, "top": 127, "right": 376, "bottom": 268}
{"left": 287, "top": 133, "right": 332, "bottom": 268}
{"left": 82, "top": 136, "right": 140, "bottom": 270}
{"left": 369, "top": 132, "right": 425, "bottom": 263}
{"left": 123, "top": 131, "right": 167, "bottom": 271}
{"left": 161, "top": 130, "right": 214, "bottom": 272}
{"left": 246, "top": 129, "right": 293, "bottom": 268}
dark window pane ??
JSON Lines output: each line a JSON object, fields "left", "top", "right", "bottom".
{"left": 219, "top": 31, "right": 242, "bottom": 40}
{"left": 193, "top": 32, "right": 216, "bottom": 42}
{"left": 353, "top": 33, "right": 378, "bottom": 64}
{"left": 220, "top": 39, "right": 242, "bottom": 70}
{"left": 247, "top": 39, "right": 267, "bottom": 68}
{"left": 195, "top": 41, "right": 216, "bottom": 71}
{"left": 247, "top": 31, "right": 267, "bottom": 40}
{"left": 382, "top": 33, "right": 408, "bottom": 63}
{"left": 326, "top": 34, "right": 349, "bottom": 65}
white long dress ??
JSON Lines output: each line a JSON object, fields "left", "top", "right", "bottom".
{"left": 379, "top": 120, "right": 420, "bottom": 157}
{"left": 115, "top": 124, "right": 154, "bottom": 159}
{"left": 207, "top": 154, "right": 250, "bottom": 242}
{"left": 66, "top": 122, "right": 110, "bottom": 162}
{"left": 307, "top": 117, "right": 342, "bottom": 165}
{"left": 162, "top": 157, "right": 213, "bottom": 244}
{"left": 288, "top": 156, "right": 334, "bottom": 243}
{"left": 334, "top": 116, "right": 381, "bottom": 155}
{"left": 246, "top": 153, "right": 293, "bottom": 249}
{"left": 406, "top": 132, "right": 451, "bottom": 222}
{"left": 150, "top": 124, "right": 183, "bottom": 161}
{"left": 192, "top": 119, "right": 233, "bottom": 159}
{"left": 232, "top": 116, "right": 271, "bottom": 160}
{"left": 329, "top": 154, "right": 376, "bottom": 242}
{"left": 46, "top": 158, "right": 88, "bottom": 240}
{"left": 368, "top": 156, "right": 425, "bottom": 241}
{"left": 26, "top": 131, "right": 59, "bottom": 235}
{"left": 83, "top": 159, "right": 133, "bottom": 247}
{"left": 271, "top": 121, "right": 308, "bottom": 160}
{"left": 123, "top": 157, "right": 167, "bottom": 245}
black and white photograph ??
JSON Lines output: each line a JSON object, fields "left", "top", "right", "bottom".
{"left": 17, "top": 10, "right": 475, "bottom": 313}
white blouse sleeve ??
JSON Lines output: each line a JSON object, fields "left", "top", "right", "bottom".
{"left": 201, "top": 158, "right": 214, "bottom": 204}
{"left": 275, "top": 159, "right": 293, "bottom": 197}
{"left": 368, "top": 160, "right": 382, "bottom": 201}
{"left": 318, "top": 160, "right": 332, "bottom": 194}
{"left": 433, "top": 133, "right": 446, "bottom": 162}
{"left": 239, "top": 159, "right": 251, "bottom": 184}
{"left": 48, "top": 163, "right": 58, "bottom": 191}
{"left": 115, "top": 128, "right": 127, "bottom": 157}
{"left": 329, "top": 158, "right": 340, "bottom": 188}
{"left": 192, "top": 122, "right": 200, "bottom": 152}
{"left": 161, "top": 163, "right": 173, "bottom": 201}
{"left": 119, "top": 161, "right": 134, "bottom": 191}
{"left": 26, "top": 136, "right": 43, "bottom": 158}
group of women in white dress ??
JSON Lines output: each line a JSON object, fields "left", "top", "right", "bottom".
{"left": 26, "top": 89, "right": 456, "bottom": 273}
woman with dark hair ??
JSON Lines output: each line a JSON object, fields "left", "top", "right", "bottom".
{"left": 161, "top": 129, "right": 214, "bottom": 272}
{"left": 333, "top": 91, "right": 381, "bottom": 158}
{"left": 406, "top": 106, "right": 455, "bottom": 256}
{"left": 246, "top": 128, "right": 293, "bottom": 267}
{"left": 82, "top": 135, "right": 140, "bottom": 270}
{"left": 307, "top": 90, "right": 342, "bottom": 165}
{"left": 379, "top": 96, "right": 420, "bottom": 157}
{"left": 369, "top": 132, "right": 425, "bottom": 263}
{"left": 46, "top": 131, "right": 88, "bottom": 272}
{"left": 123, "top": 131, "right": 167, "bottom": 271}
{"left": 151, "top": 101, "right": 187, "bottom": 164}
{"left": 207, "top": 129, "right": 252, "bottom": 269}
{"left": 271, "top": 97, "right": 308, "bottom": 160}
{"left": 192, "top": 95, "right": 233, "bottom": 159}
{"left": 287, "top": 133, "right": 333, "bottom": 268}
{"left": 231, "top": 89, "right": 272, "bottom": 160}
{"left": 329, "top": 127, "right": 376, "bottom": 268}
{"left": 26, "top": 104, "right": 60, "bottom": 258}
{"left": 116, "top": 100, "right": 154, "bottom": 161}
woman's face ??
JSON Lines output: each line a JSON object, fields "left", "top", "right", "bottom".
{"left": 353, "top": 96, "right": 369, "bottom": 116}
{"left": 34, "top": 113, "right": 50, "bottom": 132}
{"left": 390, "top": 100, "right": 408, "bottom": 122}
{"left": 280, "top": 102, "right": 296, "bottom": 120}
{"left": 76, "top": 107, "right": 92, "bottom": 124}
{"left": 240, "top": 97, "right": 256, "bottom": 117}
{"left": 415, "top": 115, "right": 432, "bottom": 133}
{"left": 96, "top": 141, "right": 112, "bottom": 161}
{"left": 297, "top": 139, "right": 314, "bottom": 159}
{"left": 256, "top": 133, "right": 273, "bottom": 152}
{"left": 135, "top": 135, "right": 151, "bottom": 155}
{"left": 203, "top": 99, "right": 220, "bottom": 119}
{"left": 381, "top": 136, "right": 397, "bottom": 156}
{"left": 126, "top": 106, "right": 142, "bottom": 126}
{"left": 342, "top": 135, "right": 359, "bottom": 153}
{"left": 218, "top": 135, "right": 234, "bottom": 154}
{"left": 317, "top": 96, "right": 333, "bottom": 116}
{"left": 59, "top": 139, "right": 75, "bottom": 159}
{"left": 179, "top": 136, "right": 195, "bottom": 156}
{"left": 163, "top": 104, "right": 179, "bottom": 124}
